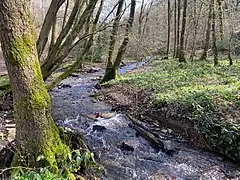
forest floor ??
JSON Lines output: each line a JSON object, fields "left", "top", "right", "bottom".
{"left": 98, "top": 57, "right": 240, "bottom": 162}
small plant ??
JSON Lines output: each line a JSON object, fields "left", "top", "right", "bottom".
{"left": 11, "top": 151, "right": 96, "bottom": 180}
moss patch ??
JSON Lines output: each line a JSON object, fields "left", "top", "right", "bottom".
{"left": 9, "top": 33, "right": 36, "bottom": 67}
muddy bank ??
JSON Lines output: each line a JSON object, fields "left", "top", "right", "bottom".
{"left": 99, "top": 85, "right": 207, "bottom": 149}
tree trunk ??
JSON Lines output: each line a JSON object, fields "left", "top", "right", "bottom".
{"left": 138, "top": 0, "right": 145, "bottom": 39}
{"left": 101, "top": 0, "right": 125, "bottom": 83}
{"left": 212, "top": 0, "right": 218, "bottom": 66}
{"left": 190, "top": 1, "right": 203, "bottom": 61}
{"left": 101, "top": 0, "right": 136, "bottom": 83}
{"left": 217, "top": 0, "right": 224, "bottom": 40}
{"left": 50, "top": 15, "right": 57, "bottom": 51}
{"left": 173, "top": 0, "right": 177, "bottom": 57}
{"left": 176, "top": 0, "right": 181, "bottom": 58}
{"left": 179, "top": 0, "right": 187, "bottom": 63}
{"left": 200, "top": 1, "right": 212, "bottom": 60}
{"left": 62, "top": 0, "right": 69, "bottom": 30}
{"left": 228, "top": 34, "right": 233, "bottom": 66}
{"left": 0, "top": 0, "right": 69, "bottom": 173}
{"left": 166, "top": 0, "right": 171, "bottom": 58}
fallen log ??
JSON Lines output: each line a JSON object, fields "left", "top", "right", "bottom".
{"left": 127, "top": 114, "right": 178, "bottom": 155}
{"left": 126, "top": 114, "right": 164, "bottom": 150}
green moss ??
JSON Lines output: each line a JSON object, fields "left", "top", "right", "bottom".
{"left": 101, "top": 67, "right": 118, "bottom": 83}
{"left": 9, "top": 33, "right": 36, "bottom": 66}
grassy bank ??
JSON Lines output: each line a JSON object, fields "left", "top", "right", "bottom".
{"left": 110, "top": 58, "right": 240, "bottom": 161}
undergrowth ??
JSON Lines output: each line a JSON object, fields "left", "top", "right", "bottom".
{"left": 4, "top": 150, "right": 101, "bottom": 180}
{"left": 113, "top": 58, "right": 240, "bottom": 161}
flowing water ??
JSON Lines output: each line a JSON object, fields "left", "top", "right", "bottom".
{"left": 51, "top": 62, "right": 240, "bottom": 180}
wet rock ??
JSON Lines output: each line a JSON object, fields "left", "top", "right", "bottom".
{"left": 89, "top": 90, "right": 98, "bottom": 97}
{"left": 135, "top": 131, "right": 140, "bottom": 137}
{"left": 92, "top": 125, "right": 106, "bottom": 132}
{"left": 58, "top": 83, "right": 72, "bottom": 89}
{"left": 162, "top": 140, "right": 178, "bottom": 156}
{"left": 91, "top": 99, "right": 97, "bottom": 103}
{"left": 167, "top": 128, "right": 172, "bottom": 134}
{"left": 70, "top": 73, "right": 80, "bottom": 77}
{"left": 87, "top": 68, "right": 100, "bottom": 73}
{"left": 95, "top": 112, "right": 101, "bottom": 119}
{"left": 111, "top": 104, "right": 130, "bottom": 112}
{"left": 120, "top": 142, "right": 134, "bottom": 152}
{"left": 94, "top": 83, "right": 101, "bottom": 89}
{"left": 161, "top": 129, "right": 168, "bottom": 134}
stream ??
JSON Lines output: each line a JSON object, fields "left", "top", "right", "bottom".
{"left": 51, "top": 62, "right": 240, "bottom": 180}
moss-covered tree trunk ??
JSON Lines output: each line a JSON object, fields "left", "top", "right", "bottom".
{"left": 0, "top": 0, "right": 69, "bottom": 173}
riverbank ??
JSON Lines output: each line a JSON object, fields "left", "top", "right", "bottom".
{"left": 99, "top": 57, "right": 240, "bottom": 162}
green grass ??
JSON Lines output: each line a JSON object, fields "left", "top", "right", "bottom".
{"left": 114, "top": 58, "right": 240, "bottom": 160}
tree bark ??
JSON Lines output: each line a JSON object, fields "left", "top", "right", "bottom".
{"left": 0, "top": 0, "right": 69, "bottom": 173}
{"left": 212, "top": 0, "right": 218, "bottom": 66}
{"left": 166, "top": 0, "right": 171, "bottom": 58}
{"left": 200, "top": 1, "right": 212, "bottom": 60}
{"left": 190, "top": 1, "right": 203, "bottom": 61}
{"left": 175, "top": 0, "right": 181, "bottom": 58}
{"left": 62, "top": 0, "right": 69, "bottom": 30}
{"left": 173, "top": 0, "right": 177, "bottom": 57}
{"left": 179, "top": 0, "right": 187, "bottom": 63}
{"left": 217, "top": 0, "right": 224, "bottom": 40}
{"left": 228, "top": 33, "right": 233, "bottom": 66}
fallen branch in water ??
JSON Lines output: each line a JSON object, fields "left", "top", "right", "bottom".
{"left": 126, "top": 114, "right": 164, "bottom": 150}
